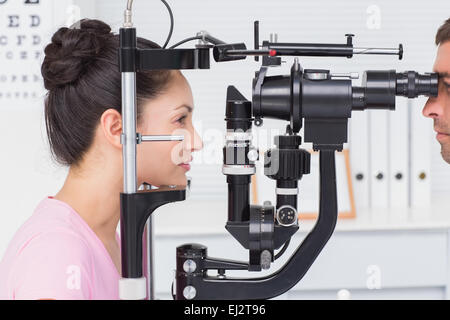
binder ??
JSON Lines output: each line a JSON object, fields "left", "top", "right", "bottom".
{"left": 349, "top": 111, "right": 370, "bottom": 211}
{"left": 410, "top": 97, "right": 431, "bottom": 210}
{"left": 388, "top": 98, "right": 409, "bottom": 218}
{"left": 368, "top": 109, "right": 389, "bottom": 221}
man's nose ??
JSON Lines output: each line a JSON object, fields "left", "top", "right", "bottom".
{"left": 422, "top": 95, "right": 443, "bottom": 119}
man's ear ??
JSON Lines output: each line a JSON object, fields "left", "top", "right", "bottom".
{"left": 100, "top": 108, "right": 122, "bottom": 149}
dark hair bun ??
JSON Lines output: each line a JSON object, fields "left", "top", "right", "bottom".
{"left": 41, "top": 19, "right": 113, "bottom": 90}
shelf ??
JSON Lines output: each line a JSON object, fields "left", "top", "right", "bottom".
{"left": 153, "top": 198, "right": 450, "bottom": 236}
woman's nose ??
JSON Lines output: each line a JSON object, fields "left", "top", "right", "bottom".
{"left": 191, "top": 128, "right": 203, "bottom": 152}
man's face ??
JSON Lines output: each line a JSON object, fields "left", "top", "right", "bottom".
{"left": 423, "top": 41, "right": 450, "bottom": 163}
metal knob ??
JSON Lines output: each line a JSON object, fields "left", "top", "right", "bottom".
{"left": 183, "top": 259, "right": 197, "bottom": 273}
{"left": 276, "top": 205, "right": 298, "bottom": 227}
{"left": 183, "top": 286, "right": 197, "bottom": 300}
{"left": 247, "top": 148, "right": 259, "bottom": 161}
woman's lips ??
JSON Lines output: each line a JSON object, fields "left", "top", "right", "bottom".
{"left": 178, "top": 163, "right": 191, "bottom": 171}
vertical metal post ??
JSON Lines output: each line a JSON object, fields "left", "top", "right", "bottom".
{"left": 119, "top": 71, "right": 148, "bottom": 300}
{"left": 144, "top": 217, "right": 155, "bottom": 299}
{"left": 119, "top": 20, "right": 147, "bottom": 299}
{"left": 122, "top": 72, "right": 137, "bottom": 194}
{"left": 141, "top": 182, "right": 155, "bottom": 300}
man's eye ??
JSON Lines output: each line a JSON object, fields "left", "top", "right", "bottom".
{"left": 438, "top": 80, "right": 450, "bottom": 92}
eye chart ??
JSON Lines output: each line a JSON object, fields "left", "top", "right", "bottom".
{"left": 0, "top": 0, "right": 74, "bottom": 259}
{"left": 0, "top": 0, "right": 71, "bottom": 107}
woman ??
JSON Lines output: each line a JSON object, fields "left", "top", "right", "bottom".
{"left": 0, "top": 19, "right": 203, "bottom": 299}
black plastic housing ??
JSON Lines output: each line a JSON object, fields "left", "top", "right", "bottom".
{"left": 120, "top": 187, "right": 185, "bottom": 278}
{"left": 119, "top": 28, "right": 137, "bottom": 72}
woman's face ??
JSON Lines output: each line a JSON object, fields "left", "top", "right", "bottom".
{"left": 136, "top": 71, "right": 203, "bottom": 188}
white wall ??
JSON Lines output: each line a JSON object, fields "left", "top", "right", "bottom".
{"left": 0, "top": 0, "right": 73, "bottom": 258}
{"left": 1, "top": 1, "right": 450, "bottom": 297}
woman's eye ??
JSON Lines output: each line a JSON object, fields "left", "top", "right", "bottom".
{"left": 176, "top": 115, "right": 187, "bottom": 124}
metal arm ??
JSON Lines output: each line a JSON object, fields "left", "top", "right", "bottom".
{"left": 175, "top": 149, "right": 338, "bottom": 300}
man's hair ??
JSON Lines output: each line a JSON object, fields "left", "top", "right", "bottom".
{"left": 436, "top": 18, "right": 450, "bottom": 45}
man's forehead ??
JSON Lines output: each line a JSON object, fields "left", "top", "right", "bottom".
{"left": 434, "top": 41, "right": 450, "bottom": 78}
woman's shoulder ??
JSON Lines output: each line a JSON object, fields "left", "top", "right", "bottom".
{"left": 11, "top": 197, "right": 91, "bottom": 252}
{"left": 0, "top": 197, "right": 94, "bottom": 274}
{"left": 0, "top": 197, "right": 95, "bottom": 299}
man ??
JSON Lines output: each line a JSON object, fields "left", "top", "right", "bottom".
{"left": 423, "top": 18, "right": 450, "bottom": 163}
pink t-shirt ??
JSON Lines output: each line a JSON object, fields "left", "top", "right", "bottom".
{"left": 0, "top": 196, "right": 121, "bottom": 300}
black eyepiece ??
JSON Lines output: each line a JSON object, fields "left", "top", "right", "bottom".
{"left": 352, "top": 70, "right": 439, "bottom": 110}
{"left": 395, "top": 71, "right": 438, "bottom": 98}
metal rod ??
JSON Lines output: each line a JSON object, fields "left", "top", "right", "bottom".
{"left": 147, "top": 215, "right": 155, "bottom": 299}
{"left": 196, "top": 31, "right": 226, "bottom": 45}
{"left": 122, "top": 72, "right": 137, "bottom": 194}
{"left": 226, "top": 49, "right": 271, "bottom": 56}
{"left": 141, "top": 135, "right": 184, "bottom": 142}
{"left": 353, "top": 47, "right": 400, "bottom": 55}
{"left": 142, "top": 218, "right": 155, "bottom": 300}
{"left": 138, "top": 183, "right": 154, "bottom": 300}
{"left": 142, "top": 221, "right": 148, "bottom": 299}
{"left": 331, "top": 72, "right": 359, "bottom": 79}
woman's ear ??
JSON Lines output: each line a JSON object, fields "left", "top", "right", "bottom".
{"left": 100, "top": 108, "right": 122, "bottom": 149}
